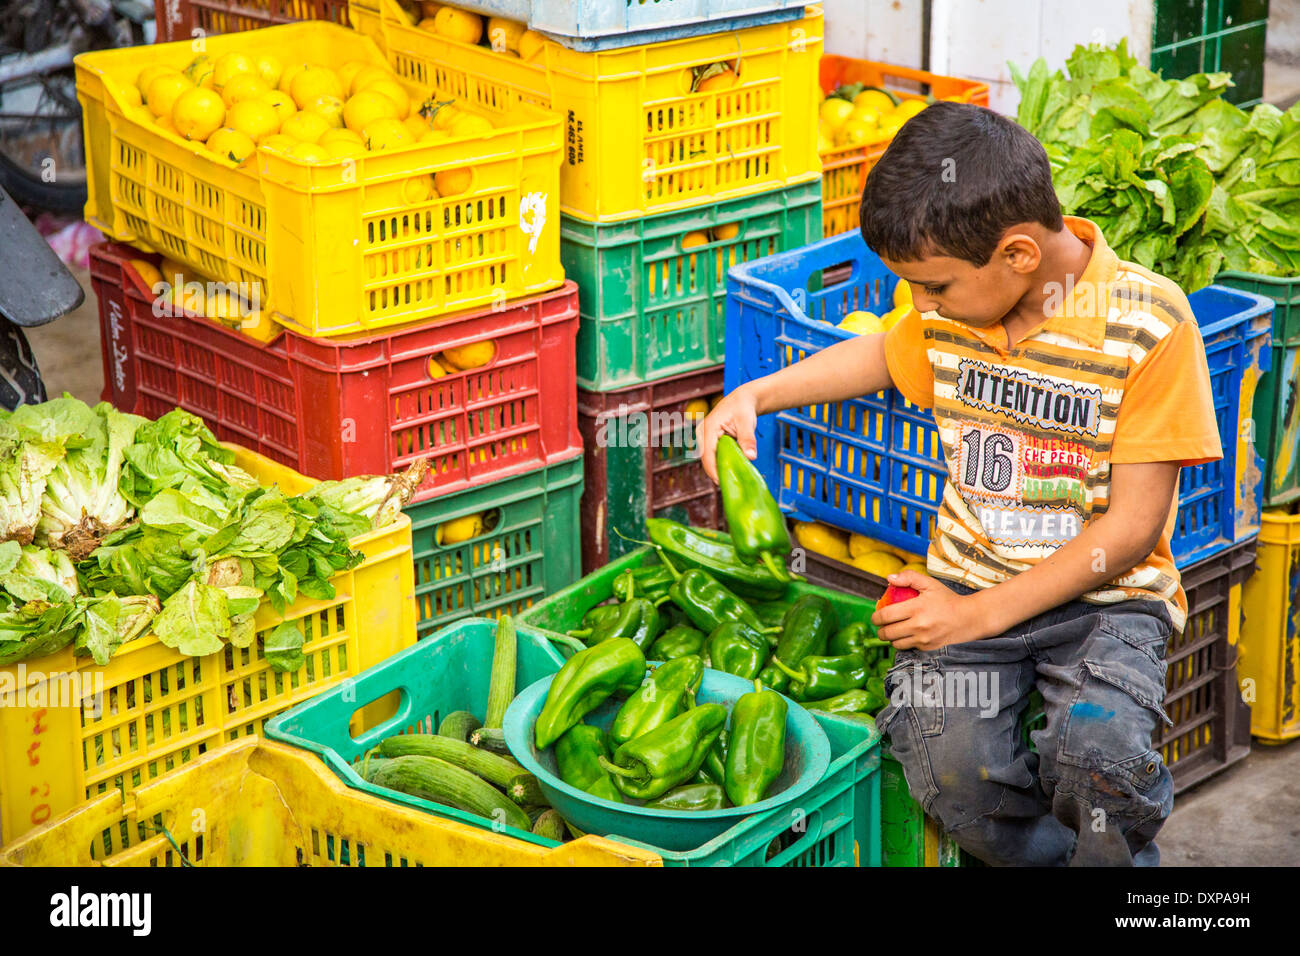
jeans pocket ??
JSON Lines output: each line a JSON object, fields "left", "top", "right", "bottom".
{"left": 1097, "top": 606, "right": 1173, "bottom": 666}
{"left": 1062, "top": 632, "right": 1172, "bottom": 768}
{"left": 882, "top": 656, "right": 944, "bottom": 737}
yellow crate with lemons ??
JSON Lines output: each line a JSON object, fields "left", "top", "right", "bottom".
{"left": 75, "top": 20, "right": 563, "bottom": 338}
{"left": 350, "top": 0, "right": 823, "bottom": 223}
{"left": 817, "top": 56, "right": 990, "bottom": 238}
{"left": 790, "top": 518, "right": 928, "bottom": 601}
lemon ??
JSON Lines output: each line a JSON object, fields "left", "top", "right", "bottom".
{"left": 349, "top": 64, "right": 391, "bottom": 96}
{"left": 253, "top": 54, "right": 283, "bottom": 89}
{"left": 417, "top": 17, "right": 438, "bottom": 32}
{"left": 877, "top": 115, "right": 905, "bottom": 138}
{"left": 129, "top": 259, "right": 163, "bottom": 290}
{"left": 518, "top": 29, "right": 545, "bottom": 59}
{"left": 120, "top": 84, "right": 144, "bottom": 110}
{"left": 839, "top": 310, "right": 885, "bottom": 335}
{"left": 322, "top": 138, "right": 367, "bottom": 161}
{"left": 893, "top": 279, "right": 913, "bottom": 309}
{"left": 434, "top": 6, "right": 483, "bottom": 43}
{"left": 364, "top": 117, "right": 412, "bottom": 151}
{"left": 901, "top": 562, "right": 928, "bottom": 575}
{"left": 835, "top": 118, "right": 877, "bottom": 148}
{"left": 259, "top": 133, "right": 297, "bottom": 153}
{"left": 290, "top": 65, "right": 343, "bottom": 109}
{"left": 793, "top": 521, "right": 851, "bottom": 562}
{"left": 137, "top": 64, "right": 179, "bottom": 97}
{"left": 205, "top": 287, "right": 248, "bottom": 322}
{"left": 420, "top": 0, "right": 443, "bottom": 16}
{"left": 158, "top": 257, "right": 188, "bottom": 285}
{"left": 894, "top": 99, "right": 928, "bottom": 120}
{"left": 289, "top": 142, "right": 329, "bottom": 163}
{"left": 227, "top": 99, "right": 280, "bottom": 143}
{"left": 280, "top": 110, "right": 331, "bottom": 143}
{"left": 184, "top": 54, "right": 214, "bottom": 87}
{"left": 305, "top": 94, "right": 345, "bottom": 128}
{"left": 709, "top": 393, "right": 723, "bottom": 409}
{"left": 258, "top": 89, "right": 297, "bottom": 125}
{"left": 852, "top": 551, "right": 904, "bottom": 576}
{"left": 211, "top": 52, "right": 256, "bottom": 92}
{"left": 434, "top": 167, "right": 472, "bottom": 195}
{"left": 437, "top": 513, "right": 484, "bottom": 546}
{"left": 337, "top": 60, "right": 368, "bottom": 94}
{"left": 697, "top": 68, "right": 738, "bottom": 94}
{"left": 146, "top": 73, "right": 193, "bottom": 118}
{"left": 881, "top": 305, "right": 910, "bottom": 331}
{"left": 154, "top": 114, "right": 177, "bottom": 134}
{"left": 712, "top": 221, "right": 740, "bottom": 241}
{"left": 681, "top": 230, "right": 709, "bottom": 250}
{"left": 206, "top": 127, "right": 257, "bottom": 165}
{"left": 279, "top": 61, "right": 309, "bottom": 94}
{"left": 819, "top": 97, "right": 855, "bottom": 130}
{"left": 419, "top": 127, "right": 450, "bottom": 144}
{"left": 404, "top": 115, "right": 430, "bottom": 139}
{"left": 442, "top": 340, "right": 496, "bottom": 370}
{"left": 172, "top": 86, "right": 226, "bottom": 141}
{"left": 447, "top": 112, "right": 492, "bottom": 137}
{"left": 364, "top": 79, "right": 411, "bottom": 119}
{"left": 343, "top": 89, "right": 399, "bottom": 133}
{"left": 430, "top": 103, "right": 462, "bottom": 130}
{"left": 487, "top": 17, "right": 525, "bottom": 52}
{"left": 320, "top": 127, "right": 365, "bottom": 147}
{"left": 220, "top": 73, "right": 268, "bottom": 107}
{"left": 817, "top": 130, "right": 834, "bottom": 152}
{"left": 853, "top": 89, "right": 896, "bottom": 113}
{"left": 849, "top": 533, "right": 886, "bottom": 558}
{"left": 401, "top": 175, "right": 436, "bottom": 203}
{"left": 849, "top": 105, "right": 881, "bottom": 126}
{"left": 683, "top": 399, "right": 710, "bottom": 421}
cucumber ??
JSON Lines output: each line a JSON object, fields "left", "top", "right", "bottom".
{"left": 470, "top": 726, "right": 511, "bottom": 754}
{"left": 379, "top": 733, "right": 533, "bottom": 792}
{"left": 531, "top": 809, "right": 567, "bottom": 842}
{"left": 485, "top": 615, "right": 516, "bottom": 729}
{"left": 365, "top": 755, "right": 531, "bottom": 831}
{"left": 508, "top": 773, "right": 547, "bottom": 807}
{"left": 437, "top": 710, "right": 482, "bottom": 742}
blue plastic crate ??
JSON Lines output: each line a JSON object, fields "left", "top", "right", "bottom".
{"left": 724, "top": 230, "right": 1274, "bottom": 568}
{"left": 267, "top": 617, "right": 882, "bottom": 867}
{"left": 436, "top": 0, "right": 805, "bottom": 51}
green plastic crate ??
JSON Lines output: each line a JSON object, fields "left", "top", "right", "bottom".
{"left": 881, "top": 754, "right": 968, "bottom": 867}
{"left": 518, "top": 544, "right": 883, "bottom": 865}
{"left": 408, "top": 454, "right": 584, "bottom": 639}
{"left": 1150, "top": 0, "right": 1270, "bottom": 106}
{"left": 1219, "top": 270, "right": 1300, "bottom": 507}
{"left": 562, "top": 179, "right": 822, "bottom": 391}
{"left": 267, "top": 615, "right": 879, "bottom": 866}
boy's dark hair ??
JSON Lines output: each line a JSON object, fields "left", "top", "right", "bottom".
{"left": 858, "top": 101, "right": 1063, "bottom": 266}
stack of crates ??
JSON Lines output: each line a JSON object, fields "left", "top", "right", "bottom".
{"left": 347, "top": 0, "right": 827, "bottom": 571}
{"left": 81, "top": 20, "right": 589, "bottom": 642}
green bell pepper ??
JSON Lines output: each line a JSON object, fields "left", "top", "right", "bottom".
{"left": 657, "top": 552, "right": 778, "bottom": 637}
{"left": 700, "top": 727, "right": 728, "bottom": 786}
{"left": 645, "top": 782, "right": 728, "bottom": 811}
{"left": 715, "top": 435, "right": 793, "bottom": 582}
{"left": 724, "top": 679, "right": 788, "bottom": 806}
{"left": 610, "top": 655, "right": 704, "bottom": 747}
{"left": 752, "top": 598, "right": 796, "bottom": 629}
{"left": 645, "top": 518, "right": 792, "bottom": 601}
{"left": 554, "top": 724, "right": 623, "bottom": 803}
{"left": 581, "top": 604, "right": 623, "bottom": 629}
{"left": 569, "top": 597, "right": 662, "bottom": 652}
{"left": 802, "top": 687, "right": 879, "bottom": 715}
{"left": 706, "top": 622, "right": 768, "bottom": 680}
{"left": 612, "top": 565, "right": 676, "bottom": 603}
{"left": 774, "top": 594, "right": 834, "bottom": 669}
{"left": 757, "top": 658, "right": 790, "bottom": 694}
{"left": 649, "top": 623, "right": 707, "bottom": 661}
{"left": 827, "top": 621, "right": 888, "bottom": 657}
{"left": 770, "top": 652, "right": 870, "bottom": 703}
{"left": 534, "top": 638, "right": 647, "bottom": 749}
{"left": 599, "top": 703, "right": 727, "bottom": 800}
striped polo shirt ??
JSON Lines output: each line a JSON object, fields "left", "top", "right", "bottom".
{"left": 883, "top": 217, "right": 1222, "bottom": 631}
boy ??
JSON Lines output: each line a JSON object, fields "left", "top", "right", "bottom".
{"left": 698, "top": 102, "right": 1222, "bottom": 866}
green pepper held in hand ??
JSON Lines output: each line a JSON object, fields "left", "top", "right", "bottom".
{"left": 645, "top": 518, "right": 792, "bottom": 601}
{"left": 554, "top": 724, "right": 623, "bottom": 803}
{"left": 827, "top": 621, "right": 887, "bottom": 657}
{"left": 599, "top": 703, "right": 727, "bottom": 800}
{"left": 770, "top": 652, "right": 870, "bottom": 702}
{"left": 725, "top": 679, "right": 788, "bottom": 807}
{"left": 657, "top": 550, "right": 779, "bottom": 638}
{"left": 645, "top": 782, "right": 728, "bottom": 811}
{"left": 774, "top": 594, "right": 834, "bottom": 669}
{"left": 649, "top": 623, "right": 707, "bottom": 661}
{"left": 610, "top": 655, "right": 704, "bottom": 746}
{"left": 569, "top": 597, "right": 661, "bottom": 652}
{"left": 534, "top": 638, "right": 646, "bottom": 750}
{"left": 612, "top": 565, "right": 676, "bottom": 603}
{"left": 706, "top": 622, "right": 768, "bottom": 680}
{"left": 715, "top": 434, "right": 793, "bottom": 582}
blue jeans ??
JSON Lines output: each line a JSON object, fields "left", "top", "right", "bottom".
{"left": 875, "top": 581, "right": 1176, "bottom": 867}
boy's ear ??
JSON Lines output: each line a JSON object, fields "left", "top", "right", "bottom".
{"left": 1000, "top": 233, "right": 1042, "bottom": 275}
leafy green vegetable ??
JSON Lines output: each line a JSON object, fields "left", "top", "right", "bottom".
{"left": 264, "top": 620, "right": 306, "bottom": 673}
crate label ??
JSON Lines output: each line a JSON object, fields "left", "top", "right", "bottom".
{"left": 566, "top": 111, "right": 584, "bottom": 166}
{"left": 107, "top": 299, "right": 129, "bottom": 394}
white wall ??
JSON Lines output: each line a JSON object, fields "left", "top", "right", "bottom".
{"left": 820, "top": 0, "right": 1155, "bottom": 115}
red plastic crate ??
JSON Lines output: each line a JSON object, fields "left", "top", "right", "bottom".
{"left": 577, "top": 367, "right": 725, "bottom": 573}
{"left": 153, "top": 0, "right": 350, "bottom": 42}
{"left": 92, "top": 241, "right": 582, "bottom": 503}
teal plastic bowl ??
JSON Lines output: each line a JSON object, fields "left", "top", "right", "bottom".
{"left": 503, "top": 667, "right": 831, "bottom": 852}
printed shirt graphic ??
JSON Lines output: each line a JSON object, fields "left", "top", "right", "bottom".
{"left": 883, "top": 217, "right": 1222, "bottom": 632}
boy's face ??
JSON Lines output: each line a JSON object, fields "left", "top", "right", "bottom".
{"left": 881, "top": 236, "right": 1039, "bottom": 329}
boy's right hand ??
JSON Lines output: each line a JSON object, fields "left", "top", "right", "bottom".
{"left": 696, "top": 388, "right": 759, "bottom": 484}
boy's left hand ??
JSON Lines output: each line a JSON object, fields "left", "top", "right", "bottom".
{"left": 870, "top": 570, "right": 992, "bottom": 651}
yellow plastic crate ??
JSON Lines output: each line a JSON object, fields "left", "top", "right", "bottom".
{"left": 0, "top": 446, "right": 417, "bottom": 845}
{"left": 0, "top": 738, "right": 660, "bottom": 866}
{"left": 352, "top": 0, "right": 822, "bottom": 223}
{"left": 75, "top": 22, "right": 564, "bottom": 338}
{"left": 1241, "top": 509, "right": 1300, "bottom": 742}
